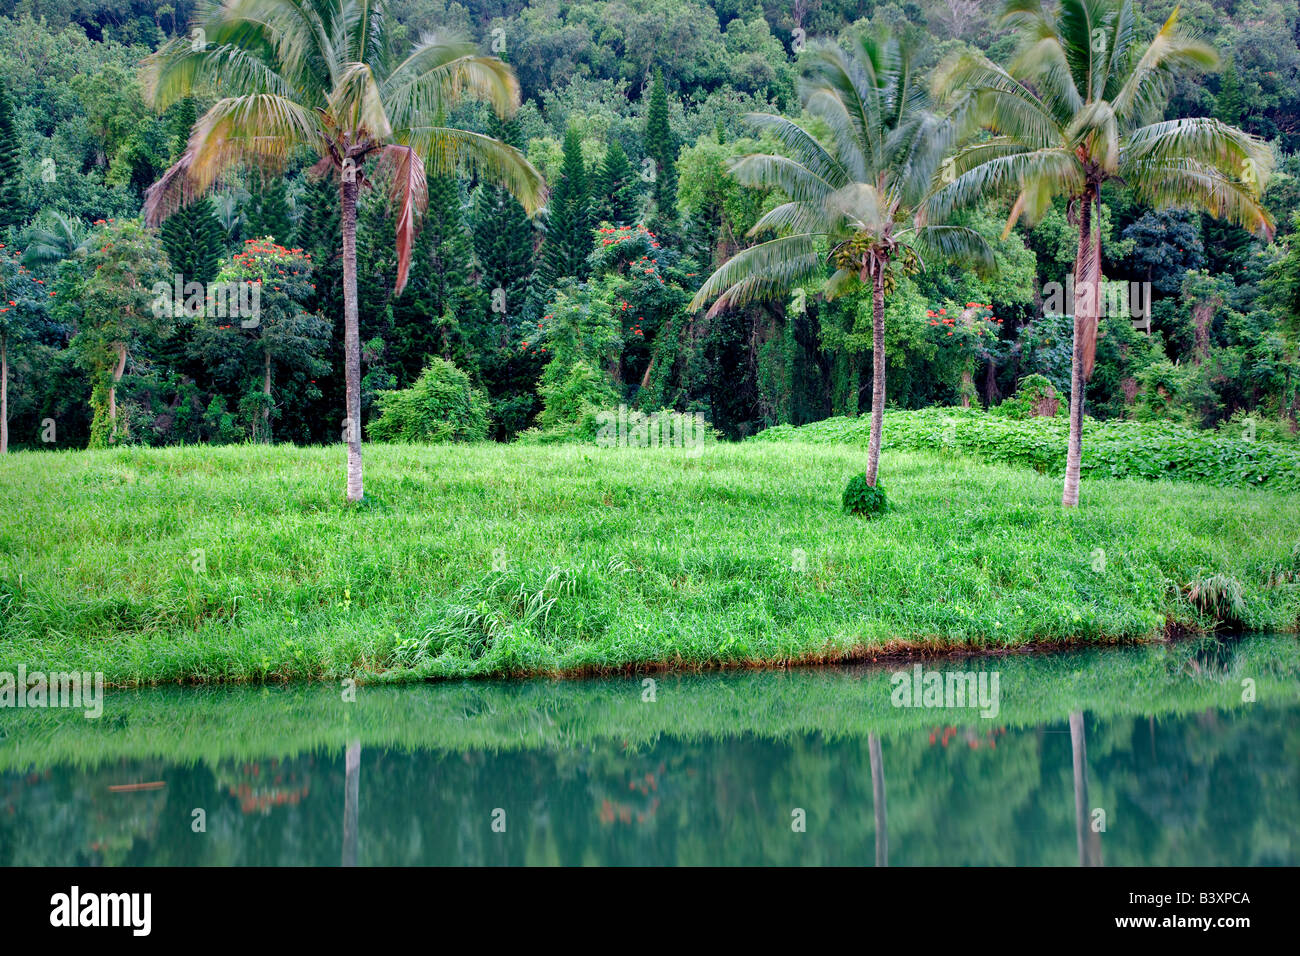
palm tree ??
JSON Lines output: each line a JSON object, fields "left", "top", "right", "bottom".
{"left": 23, "top": 212, "right": 91, "bottom": 267}
{"left": 143, "top": 0, "right": 544, "bottom": 501}
{"left": 933, "top": 0, "right": 1273, "bottom": 506}
{"left": 689, "top": 30, "right": 992, "bottom": 487}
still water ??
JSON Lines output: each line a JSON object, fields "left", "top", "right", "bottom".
{"left": 1, "top": 635, "right": 1297, "bottom": 865}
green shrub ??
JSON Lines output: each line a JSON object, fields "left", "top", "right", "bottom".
{"left": 996, "top": 374, "right": 1060, "bottom": 420}
{"left": 369, "top": 358, "right": 490, "bottom": 443}
{"left": 1218, "top": 409, "right": 1299, "bottom": 445}
{"left": 842, "top": 474, "right": 887, "bottom": 517}
{"left": 515, "top": 358, "right": 618, "bottom": 444}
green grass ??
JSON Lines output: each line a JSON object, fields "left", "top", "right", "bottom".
{"left": 1, "top": 438, "right": 1298, "bottom": 684}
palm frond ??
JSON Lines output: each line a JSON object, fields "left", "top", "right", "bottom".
{"left": 1111, "top": 7, "right": 1217, "bottom": 125}
{"left": 1067, "top": 99, "right": 1120, "bottom": 172}
{"left": 1122, "top": 117, "right": 1273, "bottom": 187}
{"left": 925, "top": 146, "right": 1081, "bottom": 221}
{"left": 383, "top": 38, "right": 520, "bottom": 122}
{"left": 689, "top": 234, "right": 822, "bottom": 315}
{"left": 939, "top": 53, "right": 1064, "bottom": 151}
{"left": 371, "top": 144, "right": 428, "bottom": 295}
{"left": 913, "top": 224, "right": 996, "bottom": 275}
{"left": 1124, "top": 156, "right": 1275, "bottom": 237}
{"left": 741, "top": 113, "right": 850, "bottom": 188}
{"left": 729, "top": 153, "right": 835, "bottom": 206}
{"left": 398, "top": 126, "right": 544, "bottom": 214}
{"left": 329, "top": 60, "right": 392, "bottom": 143}
{"left": 144, "top": 94, "right": 321, "bottom": 224}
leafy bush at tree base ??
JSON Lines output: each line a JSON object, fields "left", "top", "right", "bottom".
{"left": 842, "top": 474, "right": 887, "bottom": 516}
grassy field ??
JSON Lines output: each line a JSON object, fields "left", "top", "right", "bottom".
{"left": 2, "top": 436, "right": 1298, "bottom": 684}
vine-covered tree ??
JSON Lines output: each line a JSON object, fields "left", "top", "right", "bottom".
{"left": 55, "top": 220, "right": 172, "bottom": 445}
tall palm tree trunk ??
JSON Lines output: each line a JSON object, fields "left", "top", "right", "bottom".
{"left": 340, "top": 177, "right": 363, "bottom": 502}
{"left": 0, "top": 332, "right": 7, "bottom": 454}
{"left": 1062, "top": 192, "right": 1097, "bottom": 508}
{"left": 865, "top": 272, "right": 886, "bottom": 486}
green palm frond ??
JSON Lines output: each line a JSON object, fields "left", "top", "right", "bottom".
{"left": 400, "top": 126, "right": 544, "bottom": 214}
{"left": 688, "top": 234, "right": 822, "bottom": 315}
{"left": 384, "top": 40, "right": 520, "bottom": 125}
{"left": 944, "top": 0, "right": 1267, "bottom": 239}
{"left": 1102, "top": 0, "right": 1142, "bottom": 101}
{"left": 1124, "top": 157, "right": 1275, "bottom": 235}
{"left": 729, "top": 153, "right": 836, "bottom": 205}
{"left": 926, "top": 146, "right": 1081, "bottom": 221}
{"left": 803, "top": 41, "right": 885, "bottom": 174}
{"left": 144, "top": 39, "right": 298, "bottom": 109}
{"left": 1111, "top": 7, "right": 1217, "bottom": 125}
{"left": 741, "top": 113, "right": 850, "bottom": 188}
{"left": 914, "top": 224, "right": 996, "bottom": 275}
{"left": 1010, "top": 37, "right": 1085, "bottom": 124}
{"left": 939, "top": 54, "right": 1064, "bottom": 150}
{"left": 749, "top": 201, "right": 828, "bottom": 237}
{"left": 1122, "top": 117, "right": 1272, "bottom": 184}
{"left": 23, "top": 213, "right": 90, "bottom": 266}
{"left": 1067, "top": 100, "right": 1120, "bottom": 172}
{"left": 329, "top": 61, "right": 392, "bottom": 141}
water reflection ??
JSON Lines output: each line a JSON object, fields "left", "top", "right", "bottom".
{"left": 0, "top": 635, "right": 1296, "bottom": 866}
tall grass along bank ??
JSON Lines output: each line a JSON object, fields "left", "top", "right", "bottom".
{"left": 1, "top": 441, "right": 1297, "bottom": 684}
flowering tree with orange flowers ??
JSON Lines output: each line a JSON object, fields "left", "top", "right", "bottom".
{"left": 188, "top": 239, "right": 329, "bottom": 443}
{"left": 924, "top": 301, "right": 1006, "bottom": 407}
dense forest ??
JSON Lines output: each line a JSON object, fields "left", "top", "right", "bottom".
{"left": 1, "top": 0, "right": 1299, "bottom": 451}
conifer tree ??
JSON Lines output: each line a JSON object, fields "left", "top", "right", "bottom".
{"left": 1215, "top": 58, "right": 1246, "bottom": 128}
{"left": 469, "top": 115, "right": 536, "bottom": 321}
{"left": 0, "top": 83, "right": 24, "bottom": 234}
{"left": 539, "top": 127, "right": 591, "bottom": 283}
{"left": 169, "top": 98, "right": 198, "bottom": 159}
{"left": 591, "top": 139, "right": 638, "bottom": 225}
{"left": 243, "top": 173, "right": 293, "bottom": 243}
{"left": 642, "top": 69, "right": 678, "bottom": 230}
{"left": 390, "top": 175, "right": 480, "bottom": 381}
{"left": 160, "top": 196, "right": 225, "bottom": 284}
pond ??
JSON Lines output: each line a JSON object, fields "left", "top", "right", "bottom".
{"left": 1, "top": 634, "right": 1297, "bottom": 866}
